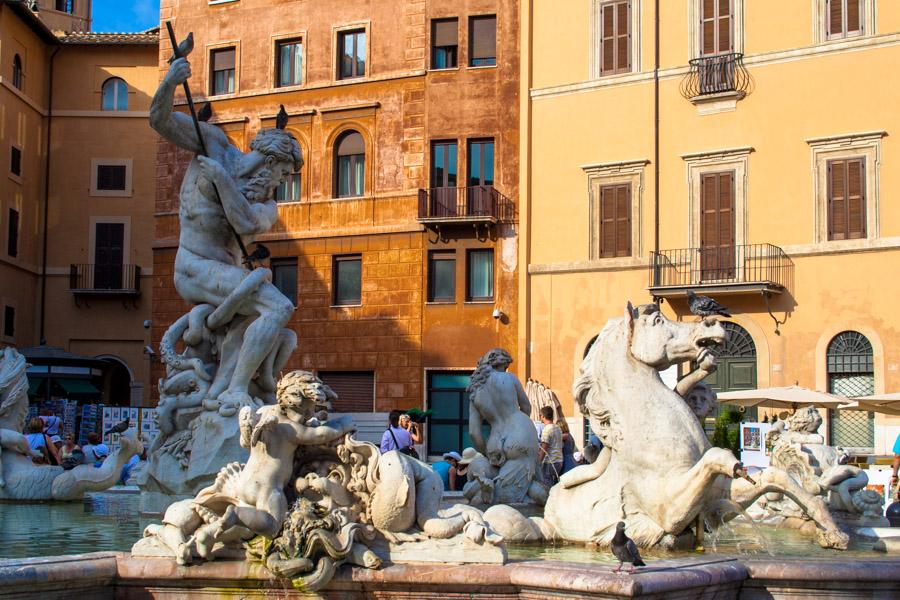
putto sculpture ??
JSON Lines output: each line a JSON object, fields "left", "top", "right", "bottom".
{"left": 135, "top": 370, "right": 504, "bottom": 591}
{"left": 140, "top": 46, "right": 302, "bottom": 509}
{"left": 484, "top": 303, "right": 849, "bottom": 550}
{"left": 0, "top": 347, "right": 141, "bottom": 501}
{"left": 468, "top": 349, "right": 546, "bottom": 505}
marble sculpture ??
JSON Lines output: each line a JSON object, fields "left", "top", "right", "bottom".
{"left": 139, "top": 52, "right": 301, "bottom": 509}
{"left": 483, "top": 303, "right": 850, "bottom": 550}
{"left": 757, "top": 405, "right": 886, "bottom": 527}
{"left": 134, "top": 370, "right": 504, "bottom": 591}
{"left": 0, "top": 347, "right": 142, "bottom": 500}
{"left": 467, "top": 349, "right": 547, "bottom": 505}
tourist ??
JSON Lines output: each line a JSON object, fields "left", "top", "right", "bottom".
{"left": 40, "top": 408, "right": 62, "bottom": 437}
{"left": 25, "top": 417, "right": 51, "bottom": 464}
{"left": 119, "top": 448, "right": 147, "bottom": 485}
{"left": 82, "top": 432, "right": 109, "bottom": 467}
{"left": 432, "top": 451, "right": 463, "bottom": 491}
{"left": 583, "top": 433, "right": 604, "bottom": 464}
{"left": 891, "top": 432, "right": 900, "bottom": 498}
{"left": 380, "top": 409, "right": 414, "bottom": 456}
{"left": 400, "top": 413, "right": 423, "bottom": 446}
{"left": 559, "top": 421, "right": 577, "bottom": 474}
{"left": 59, "top": 434, "right": 84, "bottom": 470}
{"left": 538, "top": 406, "right": 563, "bottom": 485}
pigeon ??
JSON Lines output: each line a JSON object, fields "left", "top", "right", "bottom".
{"left": 104, "top": 416, "right": 130, "bottom": 436}
{"left": 168, "top": 32, "right": 194, "bottom": 62}
{"left": 197, "top": 101, "right": 213, "bottom": 123}
{"left": 686, "top": 290, "right": 731, "bottom": 318}
{"left": 611, "top": 521, "right": 645, "bottom": 573}
{"left": 242, "top": 244, "right": 271, "bottom": 266}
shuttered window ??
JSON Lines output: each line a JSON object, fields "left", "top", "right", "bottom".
{"left": 432, "top": 18, "right": 459, "bottom": 69}
{"left": 469, "top": 15, "right": 497, "bottom": 66}
{"left": 700, "top": 0, "right": 732, "bottom": 56}
{"left": 10, "top": 146, "right": 21, "bottom": 177}
{"left": 319, "top": 371, "right": 374, "bottom": 413}
{"left": 599, "top": 0, "right": 631, "bottom": 75}
{"left": 7, "top": 208, "right": 18, "bottom": 258}
{"left": 827, "top": 0, "right": 863, "bottom": 40}
{"left": 827, "top": 158, "right": 866, "bottom": 241}
{"left": 210, "top": 48, "right": 236, "bottom": 95}
{"left": 271, "top": 258, "right": 298, "bottom": 305}
{"left": 97, "top": 164, "right": 127, "bottom": 191}
{"left": 699, "top": 171, "right": 736, "bottom": 280}
{"left": 598, "top": 184, "right": 631, "bottom": 257}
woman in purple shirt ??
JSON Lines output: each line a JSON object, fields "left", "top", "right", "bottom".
{"left": 380, "top": 409, "right": 413, "bottom": 453}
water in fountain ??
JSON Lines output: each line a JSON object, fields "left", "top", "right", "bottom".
{"left": 703, "top": 498, "right": 773, "bottom": 556}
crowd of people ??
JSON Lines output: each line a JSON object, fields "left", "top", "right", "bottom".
{"left": 382, "top": 405, "right": 594, "bottom": 492}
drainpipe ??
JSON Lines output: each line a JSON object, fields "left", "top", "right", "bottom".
{"left": 39, "top": 46, "right": 60, "bottom": 345}
{"left": 653, "top": 0, "right": 660, "bottom": 256}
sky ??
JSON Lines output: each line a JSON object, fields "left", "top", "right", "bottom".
{"left": 91, "top": 0, "right": 160, "bottom": 33}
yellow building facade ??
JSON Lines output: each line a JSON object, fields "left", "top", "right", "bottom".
{"left": 520, "top": 0, "right": 900, "bottom": 453}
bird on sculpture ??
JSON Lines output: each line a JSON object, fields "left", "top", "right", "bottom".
{"left": 686, "top": 290, "right": 731, "bottom": 318}
{"left": 197, "top": 101, "right": 213, "bottom": 123}
{"left": 104, "top": 416, "right": 130, "bottom": 436}
{"left": 611, "top": 521, "right": 645, "bottom": 573}
{"left": 243, "top": 244, "right": 271, "bottom": 267}
{"left": 168, "top": 32, "right": 194, "bottom": 63}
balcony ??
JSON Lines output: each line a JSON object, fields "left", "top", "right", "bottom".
{"left": 680, "top": 52, "right": 750, "bottom": 102}
{"left": 648, "top": 244, "right": 793, "bottom": 299}
{"left": 418, "top": 186, "right": 514, "bottom": 223}
{"left": 69, "top": 264, "right": 141, "bottom": 298}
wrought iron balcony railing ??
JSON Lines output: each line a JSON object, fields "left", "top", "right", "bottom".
{"left": 417, "top": 186, "right": 515, "bottom": 224}
{"left": 680, "top": 52, "right": 750, "bottom": 99}
{"left": 648, "top": 244, "right": 792, "bottom": 296}
{"left": 69, "top": 264, "right": 141, "bottom": 295}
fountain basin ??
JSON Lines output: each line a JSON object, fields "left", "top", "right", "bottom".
{"left": 2, "top": 552, "right": 900, "bottom": 599}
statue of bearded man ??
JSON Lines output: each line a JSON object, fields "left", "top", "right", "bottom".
{"left": 150, "top": 56, "right": 302, "bottom": 412}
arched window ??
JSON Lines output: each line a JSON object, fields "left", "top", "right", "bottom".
{"left": 705, "top": 321, "right": 758, "bottom": 424}
{"left": 334, "top": 131, "right": 364, "bottom": 198}
{"left": 12, "top": 54, "right": 22, "bottom": 90}
{"left": 101, "top": 77, "right": 128, "bottom": 111}
{"left": 827, "top": 331, "right": 875, "bottom": 450}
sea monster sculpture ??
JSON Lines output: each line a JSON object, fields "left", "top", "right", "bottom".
{"left": 484, "top": 303, "right": 849, "bottom": 550}
{"left": 0, "top": 347, "right": 142, "bottom": 500}
{"left": 135, "top": 370, "right": 504, "bottom": 591}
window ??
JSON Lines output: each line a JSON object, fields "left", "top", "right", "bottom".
{"left": 827, "top": 0, "right": 863, "bottom": 39}
{"left": 466, "top": 249, "right": 493, "bottom": 301}
{"left": 598, "top": 183, "right": 631, "bottom": 257}
{"left": 101, "top": 77, "right": 128, "bottom": 111}
{"left": 318, "top": 371, "right": 374, "bottom": 412}
{"left": 210, "top": 48, "right": 236, "bottom": 95}
{"left": 827, "top": 331, "right": 875, "bottom": 450}
{"left": 700, "top": 0, "right": 732, "bottom": 56}
{"left": 3, "top": 306, "right": 14, "bottom": 339}
{"left": 467, "top": 139, "right": 494, "bottom": 187}
{"left": 699, "top": 171, "right": 735, "bottom": 280}
{"left": 96, "top": 164, "right": 127, "bottom": 191}
{"left": 7, "top": 208, "right": 18, "bottom": 258}
{"left": 431, "top": 141, "right": 458, "bottom": 188}
{"left": 334, "top": 131, "right": 365, "bottom": 198}
{"left": 275, "top": 171, "right": 301, "bottom": 202}
{"left": 599, "top": 1, "right": 631, "bottom": 75}
{"left": 427, "top": 372, "right": 489, "bottom": 455}
{"left": 10, "top": 146, "right": 21, "bottom": 178}
{"left": 827, "top": 158, "right": 866, "bottom": 241}
{"left": 94, "top": 223, "right": 124, "bottom": 289}
{"left": 12, "top": 54, "right": 22, "bottom": 90}
{"left": 56, "top": 0, "right": 74, "bottom": 13}
{"left": 428, "top": 251, "right": 456, "bottom": 302}
{"left": 276, "top": 39, "right": 303, "bottom": 87}
{"left": 337, "top": 29, "right": 366, "bottom": 79}
{"left": 271, "top": 258, "right": 298, "bottom": 305}
{"left": 431, "top": 18, "right": 458, "bottom": 69}
{"left": 469, "top": 15, "right": 497, "bottom": 66}
{"left": 333, "top": 254, "right": 362, "bottom": 306}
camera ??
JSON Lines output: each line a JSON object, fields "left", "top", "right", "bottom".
{"left": 492, "top": 308, "right": 503, "bottom": 320}
{"left": 143, "top": 319, "right": 152, "bottom": 329}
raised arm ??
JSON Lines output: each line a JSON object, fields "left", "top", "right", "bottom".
{"left": 150, "top": 58, "right": 228, "bottom": 156}
{"left": 292, "top": 414, "right": 356, "bottom": 445}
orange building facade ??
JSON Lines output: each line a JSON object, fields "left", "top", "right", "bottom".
{"left": 153, "top": 0, "right": 519, "bottom": 456}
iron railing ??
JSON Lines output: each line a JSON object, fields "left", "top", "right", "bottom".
{"left": 69, "top": 264, "right": 141, "bottom": 294}
{"left": 417, "top": 186, "right": 515, "bottom": 222}
{"left": 680, "top": 52, "right": 750, "bottom": 98}
{"left": 649, "top": 244, "right": 792, "bottom": 291}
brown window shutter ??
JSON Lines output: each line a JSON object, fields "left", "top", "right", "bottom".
{"left": 718, "top": 171, "right": 734, "bottom": 247}
{"left": 847, "top": 157, "right": 866, "bottom": 239}
{"left": 847, "top": 0, "right": 862, "bottom": 34}
{"left": 433, "top": 19, "right": 458, "bottom": 47}
{"left": 828, "top": 159, "right": 848, "bottom": 240}
{"left": 615, "top": 185, "right": 631, "bottom": 256}
{"left": 601, "top": 4, "right": 615, "bottom": 74}
{"left": 717, "top": 0, "right": 732, "bottom": 53}
{"left": 829, "top": 0, "right": 843, "bottom": 36}
{"left": 471, "top": 16, "right": 497, "bottom": 61}
{"left": 318, "top": 371, "right": 375, "bottom": 412}
{"left": 616, "top": 1, "right": 630, "bottom": 72}
{"left": 600, "top": 185, "right": 616, "bottom": 257}
{"left": 700, "top": 173, "right": 718, "bottom": 247}
{"left": 701, "top": 0, "right": 716, "bottom": 55}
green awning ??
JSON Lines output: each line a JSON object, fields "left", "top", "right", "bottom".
{"left": 57, "top": 379, "right": 101, "bottom": 396}
{"left": 27, "top": 378, "right": 41, "bottom": 396}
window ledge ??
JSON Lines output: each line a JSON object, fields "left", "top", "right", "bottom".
{"left": 331, "top": 304, "right": 362, "bottom": 309}
{"left": 89, "top": 190, "right": 133, "bottom": 198}
{"left": 206, "top": 92, "right": 238, "bottom": 101}
{"left": 689, "top": 90, "right": 746, "bottom": 105}
{"left": 8, "top": 173, "right": 22, "bottom": 185}
{"left": 271, "top": 83, "right": 306, "bottom": 93}
{"left": 464, "top": 300, "right": 494, "bottom": 304}
{"left": 467, "top": 64, "right": 498, "bottom": 70}
{"left": 426, "top": 301, "right": 456, "bottom": 305}
{"left": 275, "top": 200, "right": 304, "bottom": 206}
{"left": 427, "top": 67, "right": 460, "bottom": 73}
{"left": 209, "top": 0, "right": 239, "bottom": 5}
{"left": 332, "top": 195, "right": 366, "bottom": 201}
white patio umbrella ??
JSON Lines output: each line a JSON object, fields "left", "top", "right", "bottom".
{"left": 839, "top": 392, "right": 900, "bottom": 416}
{"left": 715, "top": 385, "right": 847, "bottom": 410}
